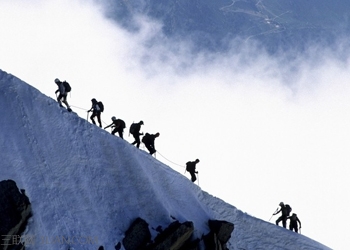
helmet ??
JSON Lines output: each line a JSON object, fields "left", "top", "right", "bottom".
{"left": 279, "top": 202, "right": 284, "bottom": 206}
{"left": 54, "top": 78, "right": 60, "bottom": 83}
{"left": 91, "top": 98, "right": 97, "bottom": 103}
{"left": 140, "top": 120, "right": 144, "bottom": 125}
{"left": 112, "top": 116, "right": 116, "bottom": 121}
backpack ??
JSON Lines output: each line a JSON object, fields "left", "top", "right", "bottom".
{"left": 97, "top": 101, "right": 104, "bottom": 112}
{"left": 142, "top": 133, "right": 151, "bottom": 143}
{"left": 117, "top": 119, "right": 126, "bottom": 129}
{"left": 285, "top": 204, "right": 292, "bottom": 215}
{"left": 186, "top": 161, "right": 195, "bottom": 172}
{"left": 129, "top": 123, "right": 137, "bottom": 134}
{"left": 63, "top": 81, "right": 71, "bottom": 92}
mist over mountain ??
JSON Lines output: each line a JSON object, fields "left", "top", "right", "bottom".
{"left": 100, "top": 0, "right": 350, "bottom": 53}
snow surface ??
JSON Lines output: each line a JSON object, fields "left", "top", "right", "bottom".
{"left": 0, "top": 69, "right": 331, "bottom": 250}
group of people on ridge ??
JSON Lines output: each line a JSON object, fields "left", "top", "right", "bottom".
{"left": 56, "top": 77, "right": 200, "bottom": 182}
{"left": 54, "top": 79, "right": 162, "bottom": 158}
{"left": 273, "top": 202, "right": 301, "bottom": 233}
{"left": 55, "top": 78, "right": 305, "bottom": 230}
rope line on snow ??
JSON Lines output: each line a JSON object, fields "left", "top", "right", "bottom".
{"left": 68, "top": 105, "right": 187, "bottom": 171}
{"left": 156, "top": 151, "right": 185, "bottom": 168}
{"left": 70, "top": 104, "right": 88, "bottom": 111}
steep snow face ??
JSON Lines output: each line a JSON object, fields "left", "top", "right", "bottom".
{"left": 0, "top": 69, "right": 330, "bottom": 250}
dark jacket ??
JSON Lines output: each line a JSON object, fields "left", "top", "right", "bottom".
{"left": 131, "top": 123, "right": 142, "bottom": 135}
{"left": 105, "top": 119, "right": 124, "bottom": 130}
{"left": 288, "top": 214, "right": 301, "bottom": 227}
{"left": 274, "top": 204, "right": 291, "bottom": 217}
{"left": 55, "top": 81, "right": 67, "bottom": 95}
{"left": 186, "top": 162, "right": 196, "bottom": 172}
{"left": 89, "top": 99, "right": 101, "bottom": 113}
{"left": 142, "top": 133, "right": 157, "bottom": 145}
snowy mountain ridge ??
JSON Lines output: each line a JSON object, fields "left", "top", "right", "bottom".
{"left": 0, "top": 68, "right": 331, "bottom": 250}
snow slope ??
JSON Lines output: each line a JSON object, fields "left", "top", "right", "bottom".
{"left": 0, "top": 69, "right": 330, "bottom": 250}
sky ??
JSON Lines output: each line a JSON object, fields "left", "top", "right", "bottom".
{"left": 0, "top": 68, "right": 331, "bottom": 250}
{"left": 1, "top": 0, "right": 350, "bottom": 249}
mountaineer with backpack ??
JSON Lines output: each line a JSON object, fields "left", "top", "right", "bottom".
{"left": 130, "top": 121, "right": 144, "bottom": 148}
{"left": 287, "top": 213, "right": 301, "bottom": 233}
{"left": 104, "top": 116, "right": 126, "bottom": 139}
{"left": 273, "top": 202, "right": 292, "bottom": 228}
{"left": 88, "top": 98, "right": 104, "bottom": 127}
{"left": 141, "top": 132, "right": 160, "bottom": 155}
{"left": 186, "top": 159, "right": 200, "bottom": 182}
{"left": 54, "top": 78, "right": 72, "bottom": 112}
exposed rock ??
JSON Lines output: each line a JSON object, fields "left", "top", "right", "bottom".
{"left": 203, "top": 220, "right": 234, "bottom": 250}
{"left": 121, "top": 217, "right": 233, "bottom": 250}
{"left": 148, "top": 221, "right": 194, "bottom": 250}
{"left": 208, "top": 220, "right": 234, "bottom": 244}
{"left": 122, "top": 217, "right": 151, "bottom": 250}
{"left": 203, "top": 231, "right": 221, "bottom": 250}
{"left": 114, "top": 242, "right": 121, "bottom": 250}
{"left": 0, "top": 179, "right": 31, "bottom": 250}
{"left": 178, "top": 238, "right": 200, "bottom": 250}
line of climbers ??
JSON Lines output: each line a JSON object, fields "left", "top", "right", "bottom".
{"left": 54, "top": 78, "right": 304, "bottom": 231}
{"left": 272, "top": 202, "right": 301, "bottom": 233}
{"left": 54, "top": 78, "right": 198, "bottom": 182}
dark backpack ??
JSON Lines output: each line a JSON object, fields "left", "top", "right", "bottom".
{"left": 63, "top": 81, "right": 71, "bottom": 92}
{"left": 97, "top": 101, "right": 104, "bottom": 112}
{"left": 142, "top": 133, "right": 151, "bottom": 143}
{"left": 117, "top": 119, "right": 126, "bottom": 129}
{"left": 285, "top": 204, "right": 292, "bottom": 215}
{"left": 129, "top": 123, "right": 137, "bottom": 134}
{"left": 186, "top": 161, "right": 195, "bottom": 172}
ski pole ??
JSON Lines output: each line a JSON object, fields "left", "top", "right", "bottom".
{"left": 269, "top": 207, "right": 279, "bottom": 221}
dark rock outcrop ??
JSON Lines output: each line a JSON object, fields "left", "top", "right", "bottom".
{"left": 203, "top": 220, "right": 234, "bottom": 250}
{"left": 122, "top": 217, "right": 152, "bottom": 250}
{"left": 122, "top": 218, "right": 234, "bottom": 250}
{"left": 209, "top": 220, "right": 235, "bottom": 243}
{"left": 148, "top": 221, "right": 194, "bottom": 250}
{"left": 0, "top": 179, "right": 31, "bottom": 250}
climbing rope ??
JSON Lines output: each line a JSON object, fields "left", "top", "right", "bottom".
{"left": 70, "top": 104, "right": 88, "bottom": 112}
{"left": 156, "top": 151, "right": 185, "bottom": 169}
